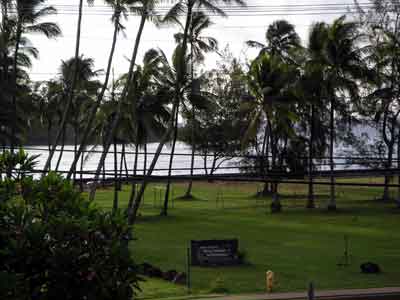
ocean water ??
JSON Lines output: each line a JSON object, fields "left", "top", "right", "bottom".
{"left": 23, "top": 142, "right": 240, "bottom": 178}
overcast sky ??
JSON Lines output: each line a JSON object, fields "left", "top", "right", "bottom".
{"left": 26, "top": 0, "right": 357, "bottom": 81}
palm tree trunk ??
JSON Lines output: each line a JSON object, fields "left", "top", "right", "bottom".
{"left": 184, "top": 41, "right": 195, "bottom": 199}
{"left": 73, "top": 125, "right": 78, "bottom": 182}
{"left": 397, "top": 133, "right": 400, "bottom": 208}
{"left": 67, "top": 10, "right": 121, "bottom": 179}
{"left": 127, "top": 142, "right": 139, "bottom": 214}
{"left": 261, "top": 123, "right": 271, "bottom": 196}
{"left": 328, "top": 98, "right": 336, "bottom": 211}
{"left": 11, "top": 21, "right": 22, "bottom": 154}
{"left": 127, "top": 101, "right": 178, "bottom": 225}
{"left": 184, "top": 106, "right": 195, "bottom": 198}
{"left": 79, "top": 149, "right": 84, "bottom": 191}
{"left": 144, "top": 140, "right": 147, "bottom": 176}
{"left": 307, "top": 104, "right": 315, "bottom": 209}
{"left": 88, "top": 12, "right": 148, "bottom": 202}
{"left": 270, "top": 132, "right": 281, "bottom": 213}
{"left": 127, "top": 5, "right": 192, "bottom": 224}
{"left": 43, "top": 0, "right": 84, "bottom": 173}
{"left": 113, "top": 138, "right": 119, "bottom": 214}
{"left": 55, "top": 127, "right": 66, "bottom": 171}
{"left": 118, "top": 143, "right": 125, "bottom": 191}
{"left": 383, "top": 147, "right": 393, "bottom": 202}
{"left": 47, "top": 122, "right": 52, "bottom": 169}
{"left": 161, "top": 106, "right": 179, "bottom": 216}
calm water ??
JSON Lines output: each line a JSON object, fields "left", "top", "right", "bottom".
{"left": 24, "top": 142, "right": 240, "bottom": 178}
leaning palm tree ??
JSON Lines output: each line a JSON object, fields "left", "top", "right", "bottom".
{"left": 87, "top": 0, "right": 160, "bottom": 202}
{"left": 174, "top": 11, "right": 219, "bottom": 199}
{"left": 116, "top": 59, "right": 171, "bottom": 219}
{"left": 66, "top": 0, "right": 137, "bottom": 180}
{"left": 124, "top": 0, "right": 246, "bottom": 225}
{"left": 11, "top": 0, "right": 61, "bottom": 153}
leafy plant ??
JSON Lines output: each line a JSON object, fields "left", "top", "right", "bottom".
{"left": 0, "top": 153, "right": 141, "bottom": 300}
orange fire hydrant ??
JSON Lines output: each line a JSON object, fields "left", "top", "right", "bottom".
{"left": 266, "top": 270, "right": 274, "bottom": 293}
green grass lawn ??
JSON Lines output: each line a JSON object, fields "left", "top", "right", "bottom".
{"left": 94, "top": 179, "right": 400, "bottom": 299}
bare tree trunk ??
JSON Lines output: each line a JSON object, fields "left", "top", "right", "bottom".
{"left": 161, "top": 106, "right": 179, "bottom": 216}
{"left": 307, "top": 104, "right": 315, "bottom": 209}
{"left": 67, "top": 10, "right": 122, "bottom": 179}
{"left": 44, "top": 0, "right": 84, "bottom": 172}
{"left": 328, "top": 98, "right": 336, "bottom": 211}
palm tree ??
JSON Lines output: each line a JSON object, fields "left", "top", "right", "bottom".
{"left": 174, "top": 11, "right": 219, "bottom": 199}
{"left": 115, "top": 57, "right": 170, "bottom": 219}
{"left": 300, "top": 22, "right": 330, "bottom": 209}
{"left": 245, "top": 53, "right": 299, "bottom": 213}
{"left": 59, "top": 56, "right": 101, "bottom": 176}
{"left": 88, "top": 0, "right": 160, "bottom": 202}
{"left": 245, "top": 20, "right": 302, "bottom": 197}
{"left": 66, "top": 0, "right": 137, "bottom": 180}
{"left": 11, "top": 0, "right": 61, "bottom": 153}
{"left": 246, "top": 19, "right": 302, "bottom": 64}
{"left": 1, "top": 18, "right": 40, "bottom": 147}
{"left": 44, "top": 0, "right": 88, "bottom": 172}
{"left": 155, "top": 0, "right": 244, "bottom": 213}
{"left": 323, "top": 16, "right": 365, "bottom": 210}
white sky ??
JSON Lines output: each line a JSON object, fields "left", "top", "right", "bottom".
{"left": 26, "top": 0, "right": 357, "bottom": 81}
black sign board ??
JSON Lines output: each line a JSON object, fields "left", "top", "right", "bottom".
{"left": 190, "top": 239, "right": 239, "bottom": 266}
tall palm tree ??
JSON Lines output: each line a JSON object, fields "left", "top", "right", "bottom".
{"left": 244, "top": 53, "right": 299, "bottom": 213}
{"left": 300, "top": 22, "right": 330, "bottom": 209}
{"left": 246, "top": 19, "right": 302, "bottom": 64}
{"left": 66, "top": 0, "right": 137, "bottom": 180}
{"left": 158, "top": 0, "right": 244, "bottom": 213}
{"left": 44, "top": 0, "right": 88, "bottom": 172}
{"left": 1, "top": 17, "right": 40, "bottom": 147}
{"left": 11, "top": 0, "right": 61, "bottom": 153}
{"left": 88, "top": 0, "right": 160, "bottom": 202}
{"left": 116, "top": 57, "right": 170, "bottom": 219}
{"left": 58, "top": 56, "right": 101, "bottom": 176}
{"left": 245, "top": 20, "right": 302, "bottom": 197}
{"left": 125, "top": 0, "right": 245, "bottom": 224}
{"left": 323, "top": 16, "right": 365, "bottom": 210}
{"left": 174, "top": 11, "right": 219, "bottom": 199}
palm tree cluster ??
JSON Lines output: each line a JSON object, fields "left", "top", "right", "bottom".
{"left": 2, "top": 0, "right": 400, "bottom": 225}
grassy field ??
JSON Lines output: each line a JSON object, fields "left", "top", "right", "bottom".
{"left": 94, "top": 179, "right": 400, "bottom": 299}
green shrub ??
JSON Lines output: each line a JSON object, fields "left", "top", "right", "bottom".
{"left": 0, "top": 151, "right": 140, "bottom": 300}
